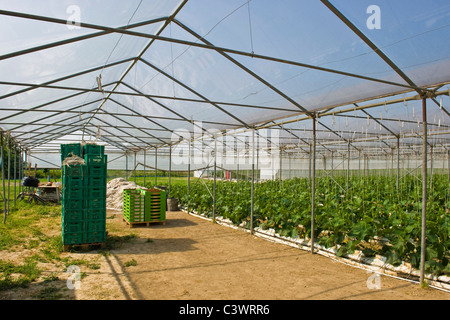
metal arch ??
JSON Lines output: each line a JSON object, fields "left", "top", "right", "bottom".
{"left": 80, "top": 0, "right": 190, "bottom": 134}
{"left": 87, "top": 105, "right": 165, "bottom": 146}
{"left": 138, "top": 58, "right": 251, "bottom": 128}
{"left": 8, "top": 97, "right": 106, "bottom": 142}
{"left": 0, "top": 80, "right": 298, "bottom": 113}
{"left": 0, "top": 17, "right": 169, "bottom": 61}
{"left": 0, "top": 57, "right": 134, "bottom": 102}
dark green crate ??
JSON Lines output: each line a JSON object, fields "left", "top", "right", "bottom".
{"left": 62, "top": 187, "right": 84, "bottom": 200}
{"left": 86, "top": 219, "right": 106, "bottom": 232}
{"left": 62, "top": 220, "right": 84, "bottom": 233}
{"left": 86, "top": 231, "right": 106, "bottom": 243}
{"left": 86, "top": 208, "right": 106, "bottom": 221}
{"left": 84, "top": 154, "right": 107, "bottom": 166}
{"left": 85, "top": 198, "right": 106, "bottom": 210}
{"left": 62, "top": 232, "right": 86, "bottom": 245}
{"left": 83, "top": 144, "right": 105, "bottom": 155}
{"left": 62, "top": 176, "right": 84, "bottom": 188}
{"left": 84, "top": 176, "right": 107, "bottom": 188}
{"left": 62, "top": 164, "right": 86, "bottom": 177}
{"left": 62, "top": 198, "right": 84, "bottom": 211}
{"left": 62, "top": 208, "right": 85, "bottom": 221}
{"left": 87, "top": 165, "right": 107, "bottom": 177}
{"left": 61, "top": 143, "right": 82, "bottom": 161}
{"left": 84, "top": 186, "right": 106, "bottom": 199}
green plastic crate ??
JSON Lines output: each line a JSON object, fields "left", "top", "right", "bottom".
{"left": 86, "top": 208, "right": 106, "bottom": 221}
{"left": 62, "top": 232, "right": 86, "bottom": 245}
{"left": 84, "top": 154, "right": 107, "bottom": 166}
{"left": 62, "top": 176, "right": 84, "bottom": 189}
{"left": 62, "top": 220, "right": 84, "bottom": 233}
{"left": 87, "top": 165, "right": 107, "bottom": 177}
{"left": 84, "top": 186, "right": 106, "bottom": 199}
{"left": 86, "top": 219, "right": 106, "bottom": 232}
{"left": 86, "top": 231, "right": 106, "bottom": 243}
{"left": 62, "top": 164, "right": 86, "bottom": 177}
{"left": 85, "top": 198, "right": 106, "bottom": 210}
{"left": 83, "top": 144, "right": 105, "bottom": 155}
{"left": 62, "top": 208, "right": 85, "bottom": 221}
{"left": 62, "top": 187, "right": 84, "bottom": 200}
{"left": 84, "top": 176, "right": 107, "bottom": 188}
{"left": 62, "top": 198, "right": 84, "bottom": 211}
{"left": 61, "top": 143, "right": 82, "bottom": 161}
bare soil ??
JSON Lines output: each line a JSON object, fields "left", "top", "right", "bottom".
{"left": 1, "top": 210, "right": 449, "bottom": 300}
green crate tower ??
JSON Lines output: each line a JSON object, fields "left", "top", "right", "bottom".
{"left": 83, "top": 152, "right": 107, "bottom": 244}
{"left": 61, "top": 143, "right": 107, "bottom": 247}
{"left": 61, "top": 159, "right": 86, "bottom": 246}
{"left": 123, "top": 189, "right": 145, "bottom": 223}
{"left": 142, "top": 188, "right": 166, "bottom": 222}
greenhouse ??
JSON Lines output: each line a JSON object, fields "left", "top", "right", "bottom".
{"left": 0, "top": 0, "right": 449, "bottom": 301}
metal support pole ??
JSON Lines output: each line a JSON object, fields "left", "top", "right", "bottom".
{"left": 143, "top": 149, "right": 146, "bottom": 187}
{"left": 331, "top": 150, "right": 334, "bottom": 178}
{"left": 358, "top": 150, "right": 361, "bottom": 178}
{"left": 308, "top": 144, "right": 312, "bottom": 182}
{"left": 419, "top": 97, "right": 428, "bottom": 285}
{"left": 13, "top": 145, "right": 16, "bottom": 207}
{"left": 134, "top": 151, "right": 136, "bottom": 184}
{"left": 18, "top": 147, "right": 21, "bottom": 195}
{"left": 251, "top": 129, "right": 255, "bottom": 235}
{"left": 1, "top": 132, "right": 7, "bottom": 223}
{"left": 347, "top": 141, "right": 350, "bottom": 191}
{"left": 154, "top": 148, "right": 158, "bottom": 187}
{"left": 188, "top": 140, "right": 191, "bottom": 213}
{"left": 279, "top": 147, "right": 282, "bottom": 183}
{"left": 447, "top": 150, "right": 449, "bottom": 182}
{"left": 430, "top": 146, "right": 433, "bottom": 190}
{"left": 7, "top": 137, "right": 11, "bottom": 215}
{"left": 125, "top": 152, "right": 128, "bottom": 180}
{"left": 396, "top": 137, "right": 400, "bottom": 190}
{"left": 311, "top": 115, "right": 316, "bottom": 254}
{"left": 213, "top": 138, "right": 217, "bottom": 222}
{"left": 169, "top": 145, "right": 172, "bottom": 198}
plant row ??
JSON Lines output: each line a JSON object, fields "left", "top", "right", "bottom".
{"left": 170, "top": 175, "right": 449, "bottom": 275}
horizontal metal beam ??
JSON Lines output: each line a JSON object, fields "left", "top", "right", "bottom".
{"left": 0, "top": 17, "right": 168, "bottom": 61}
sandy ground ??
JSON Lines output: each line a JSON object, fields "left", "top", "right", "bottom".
{"left": 1, "top": 210, "right": 449, "bottom": 300}
{"left": 82, "top": 210, "right": 449, "bottom": 300}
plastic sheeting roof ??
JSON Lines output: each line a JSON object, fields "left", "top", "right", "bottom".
{"left": 1, "top": 0, "right": 449, "bottom": 156}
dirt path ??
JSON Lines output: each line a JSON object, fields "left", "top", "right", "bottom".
{"left": 74, "top": 210, "right": 448, "bottom": 300}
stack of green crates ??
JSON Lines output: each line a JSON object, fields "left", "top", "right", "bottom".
{"left": 143, "top": 188, "right": 166, "bottom": 222}
{"left": 123, "top": 189, "right": 145, "bottom": 222}
{"left": 61, "top": 143, "right": 107, "bottom": 246}
{"left": 123, "top": 188, "right": 166, "bottom": 224}
{"left": 61, "top": 163, "right": 86, "bottom": 245}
